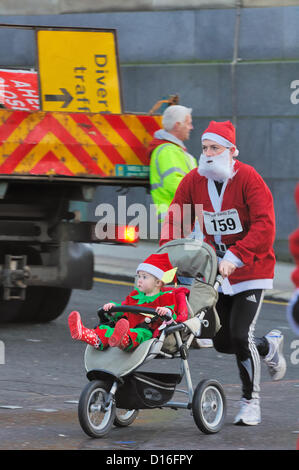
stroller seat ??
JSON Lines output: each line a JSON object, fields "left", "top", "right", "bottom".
{"left": 84, "top": 337, "right": 161, "bottom": 379}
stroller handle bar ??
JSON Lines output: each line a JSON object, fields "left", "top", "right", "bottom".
{"left": 97, "top": 305, "right": 173, "bottom": 322}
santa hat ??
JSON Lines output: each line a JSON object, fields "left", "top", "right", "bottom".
{"left": 136, "top": 253, "right": 177, "bottom": 284}
{"left": 201, "top": 120, "right": 239, "bottom": 157}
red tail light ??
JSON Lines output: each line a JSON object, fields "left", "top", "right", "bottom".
{"left": 116, "top": 225, "right": 139, "bottom": 243}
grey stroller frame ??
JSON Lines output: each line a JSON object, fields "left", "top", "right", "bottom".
{"left": 78, "top": 239, "right": 226, "bottom": 438}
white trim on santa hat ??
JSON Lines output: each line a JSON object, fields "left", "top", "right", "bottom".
{"left": 202, "top": 132, "right": 239, "bottom": 157}
{"left": 136, "top": 263, "right": 164, "bottom": 281}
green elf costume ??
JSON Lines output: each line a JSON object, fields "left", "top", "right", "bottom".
{"left": 68, "top": 253, "right": 189, "bottom": 351}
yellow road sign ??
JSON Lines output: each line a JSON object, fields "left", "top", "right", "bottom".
{"left": 37, "top": 29, "right": 123, "bottom": 114}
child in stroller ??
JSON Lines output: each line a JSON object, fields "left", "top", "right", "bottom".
{"left": 68, "top": 253, "right": 190, "bottom": 352}
{"left": 76, "top": 239, "right": 226, "bottom": 439}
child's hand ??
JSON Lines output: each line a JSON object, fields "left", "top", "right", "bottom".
{"left": 156, "top": 306, "right": 171, "bottom": 317}
{"left": 103, "top": 303, "right": 115, "bottom": 311}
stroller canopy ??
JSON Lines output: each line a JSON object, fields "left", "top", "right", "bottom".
{"left": 156, "top": 238, "right": 218, "bottom": 285}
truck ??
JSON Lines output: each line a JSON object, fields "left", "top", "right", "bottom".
{"left": 0, "top": 108, "right": 161, "bottom": 323}
{"left": 0, "top": 24, "right": 163, "bottom": 323}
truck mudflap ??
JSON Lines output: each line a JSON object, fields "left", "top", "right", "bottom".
{"left": 39, "top": 241, "right": 94, "bottom": 290}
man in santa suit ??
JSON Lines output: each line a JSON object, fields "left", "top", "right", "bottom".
{"left": 287, "top": 183, "right": 299, "bottom": 335}
{"left": 160, "top": 120, "right": 287, "bottom": 426}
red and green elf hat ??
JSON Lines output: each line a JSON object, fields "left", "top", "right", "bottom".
{"left": 136, "top": 253, "right": 177, "bottom": 284}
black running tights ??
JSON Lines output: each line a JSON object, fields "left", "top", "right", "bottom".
{"left": 213, "top": 289, "right": 269, "bottom": 400}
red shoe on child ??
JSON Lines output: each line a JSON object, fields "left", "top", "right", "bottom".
{"left": 68, "top": 311, "right": 83, "bottom": 339}
{"left": 68, "top": 311, "right": 100, "bottom": 348}
{"left": 108, "top": 318, "right": 130, "bottom": 347}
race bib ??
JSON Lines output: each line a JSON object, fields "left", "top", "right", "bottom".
{"left": 203, "top": 208, "right": 243, "bottom": 235}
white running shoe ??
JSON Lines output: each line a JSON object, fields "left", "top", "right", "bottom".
{"left": 263, "top": 329, "right": 287, "bottom": 381}
{"left": 234, "top": 398, "right": 261, "bottom": 426}
{"left": 195, "top": 339, "right": 213, "bottom": 348}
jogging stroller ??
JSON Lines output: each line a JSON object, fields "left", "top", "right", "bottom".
{"left": 78, "top": 239, "right": 226, "bottom": 438}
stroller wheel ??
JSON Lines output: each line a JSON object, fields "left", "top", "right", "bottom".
{"left": 192, "top": 379, "right": 226, "bottom": 434}
{"left": 114, "top": 409, "right": 139, "bottom": 427}
{"left": 78, "top": 380, "right": 116, "bottom": 438}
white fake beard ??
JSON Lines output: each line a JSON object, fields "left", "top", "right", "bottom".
{"left": 198, "top": 149, "right": 234, "bottom": 182}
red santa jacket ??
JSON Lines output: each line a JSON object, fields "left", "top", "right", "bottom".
{"left": 289, "top": 183, "right": 299, "bottom": 288}
{"left": 160, "top": 160, "right": 276, "bottom": 288}
{"left": 287, "top": 183, "right": 299, "bottom": 335}
{"left": 290, "top": 228, "right": 299, "bottom": 288}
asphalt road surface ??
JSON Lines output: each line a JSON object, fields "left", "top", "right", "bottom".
{"left": 0, "top": 277, "right": 298, "bottom": 454}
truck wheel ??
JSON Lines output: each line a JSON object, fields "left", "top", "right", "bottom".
{"left": 31, "top": 287, "right": 72, "bottom": 323}
{"left": 4, "top": 286, "right": 71, "bottom": 323}
{"left": 0, "top": 296, "right": 25, "bottom": 323}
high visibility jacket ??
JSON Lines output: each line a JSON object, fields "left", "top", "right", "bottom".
{"left": 149, "top": 130, "right": 197, "bottom": 221}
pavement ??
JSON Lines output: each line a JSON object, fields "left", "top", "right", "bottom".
{"left": 92, "top": 241, "right": 295, "bottom": 303}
